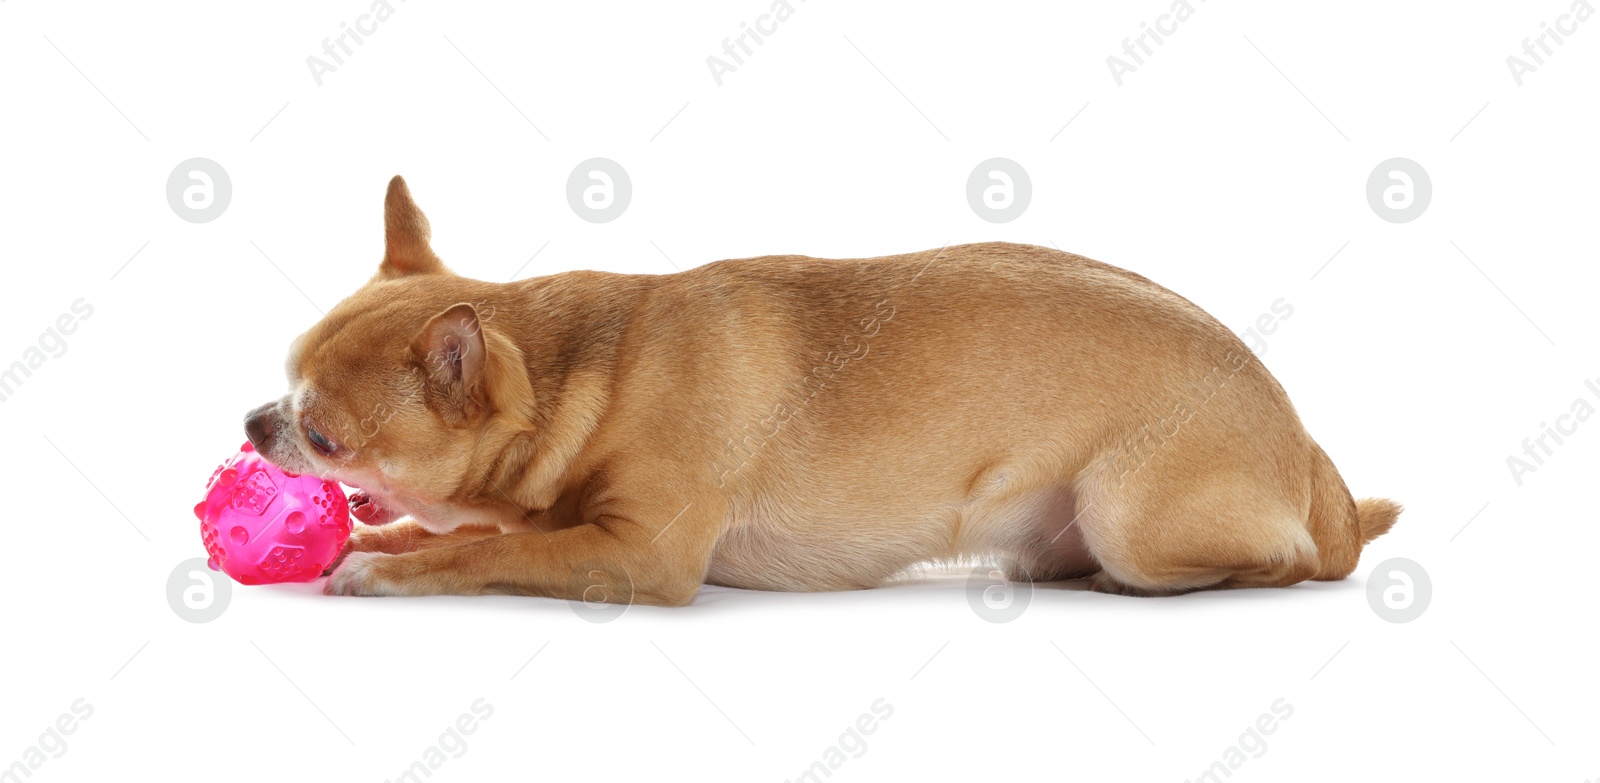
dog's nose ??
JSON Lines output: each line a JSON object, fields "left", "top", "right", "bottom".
{"left": 244, "top": 403, "right": 275, "bottom": 451}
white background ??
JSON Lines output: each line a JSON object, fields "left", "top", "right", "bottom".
{"left": 2, "top": 1, "right": 1597, "bottom": 781}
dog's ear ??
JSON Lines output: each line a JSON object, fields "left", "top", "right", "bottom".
{"left": 412, "top": 303, "right": 486, "bottom": 398}
{"left": 378, "top": 176, "right": 446, "bottom": 279}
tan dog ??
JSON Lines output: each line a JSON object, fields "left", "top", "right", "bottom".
{"left": 243, "top": 176, "right": 1399, "bottom": 603}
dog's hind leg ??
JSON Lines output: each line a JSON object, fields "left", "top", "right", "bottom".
{"left": 1074, "top": 440, "right": 1321, "bottom": 597}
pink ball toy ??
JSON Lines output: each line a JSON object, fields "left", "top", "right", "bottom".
{"left": 194, "top": 442, "right": 352, "bottom": 585}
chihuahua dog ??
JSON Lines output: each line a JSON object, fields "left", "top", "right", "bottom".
{"left": 244, "top": 176, "right": 1399, "bottom": 603}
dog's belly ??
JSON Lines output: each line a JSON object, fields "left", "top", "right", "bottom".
{"left": 705, "top": 484, "right": 1099, "bottom": 591}
{"left": 996, "top": 484, "right": 1099, "bottom": 581}
{"left": 706, "top": 514, "right": 919, "bottom": 592}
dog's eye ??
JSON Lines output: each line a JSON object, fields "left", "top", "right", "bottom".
{"left": 306, "top": 425, "right": 336, "bottom": 455}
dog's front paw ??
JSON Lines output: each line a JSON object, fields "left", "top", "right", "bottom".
{"left": 324, "top": 552, "right": 395, "bottom": 596}
{"left": 321, "top": 524, "right": 397, "bottom": 576}
{"left": 322, "top": 537, "right": 356, "bottom": 577}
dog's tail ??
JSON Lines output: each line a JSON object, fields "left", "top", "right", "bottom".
{"left": 1305, "top": 442, "right": 1401, "bottom": 581}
